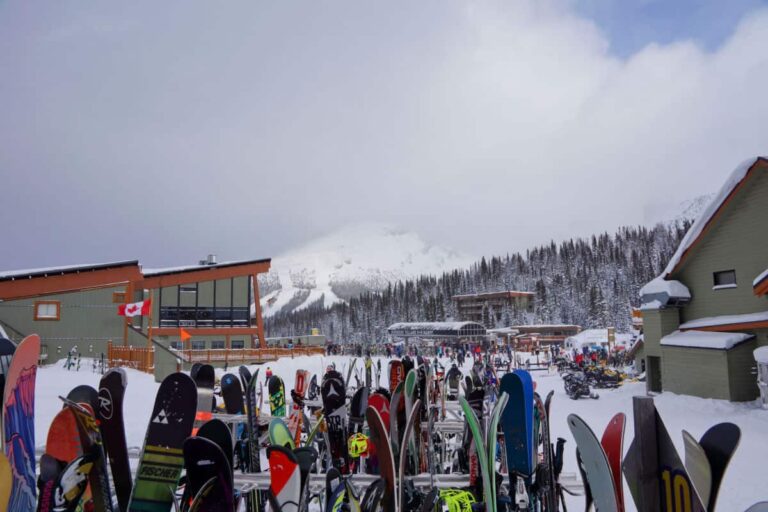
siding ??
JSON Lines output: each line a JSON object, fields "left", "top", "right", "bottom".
{"left": 642, "top": 308, "right": 680, "bottom": 357}
{"left": 661, "top": 346, "right": 730, "bottom": 400}
{"left": 673, "top": 170, "right": 768, "bottom": 322}
{"left": 726, "top": 337, "right": 760, "bottom": 401}
{"left": 0, "top": 286, "right": 126, "bottom": 359}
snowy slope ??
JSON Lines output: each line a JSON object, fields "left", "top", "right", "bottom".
{"left": 258, "top": 223, "right": 473, "bottom": 316}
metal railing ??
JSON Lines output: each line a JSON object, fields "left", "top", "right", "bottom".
{"left": 107, "top": 342, "right": 325, "bottom": 373}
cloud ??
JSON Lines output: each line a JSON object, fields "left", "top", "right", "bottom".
{"left": 0, "top": 1, "right": 766, "bottom": 268}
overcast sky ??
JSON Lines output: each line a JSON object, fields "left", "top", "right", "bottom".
{"left": 1, "top": 0, "right": 767, "bottom": 269}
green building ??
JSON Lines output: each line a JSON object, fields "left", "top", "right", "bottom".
{"left": 639, "top": 157, "right": 768, "bottom": 401}
{"left": 0, "top": 256, "right": 271, "bottom": 363}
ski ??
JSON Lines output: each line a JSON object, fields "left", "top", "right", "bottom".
{"left": 128, "top": 372, "right": 196, "bottom": 512}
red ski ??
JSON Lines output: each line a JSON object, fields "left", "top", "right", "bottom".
{"left": 601, "top": 412, "right": 626, "bottom": 512}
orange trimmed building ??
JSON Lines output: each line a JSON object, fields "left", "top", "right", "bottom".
{"left": 0, "top": 256, "right": 270, "bottom": 363}
{"left": 639, "top": 157, "right": 768, "bottom": 401}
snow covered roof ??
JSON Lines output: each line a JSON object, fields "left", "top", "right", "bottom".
{"left": 661, "top": 157, "right": 767, "bottom": 278}
{"left": 0, "top": 261, "right": 139, "bottom": 281}
{"left": 679, "top": 310, "right": 768, "bottom": 330}
{"left": 661, "top": 330, "right": 754, "bottom": 350}
{"left": 142, "top": 258, "right": 271, "bottom": 277}
{"left": 639, "top": 277, "right": 692, "bottom": 309}
{"left": 388, "top": 321, "right": 487, "bottom": 338}
{"left": 453, "top": 291, "right": 535, "bottom": 300}
{"left": 754, "top": 268, "right": 768, "bottom": 296}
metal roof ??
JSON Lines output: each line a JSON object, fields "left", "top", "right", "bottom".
{"left": 141, "top": 258, "right": 271, "bottom": 277}
{"left": 0, "top": 260, "right": 139, "bottom": 282}
{"left": 387, "top": 321, "right": 487, "bottom": 338}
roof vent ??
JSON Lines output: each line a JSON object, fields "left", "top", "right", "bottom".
{"left": 199, "top": 254, "right": 217, "bottom": 266}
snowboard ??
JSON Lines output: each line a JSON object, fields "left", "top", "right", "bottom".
{"left": 267, "top": 445, "right": 301, "bottom": 512}
{"left": 683, "top": 430, "right": 712, "bottom": 509}
{"left": 269, "top": 375, "right": 287, "bottom": 417}
{"left": 61, "top": 398, "right": 114, "bottom": 512}
{"left": 238, "top": 365, "right": 252, "bottom": 393}
{"left": 500, "top": 371, "right": 534, "bottom": 484}
{"left": 182, "top": 436, "right": 233, "bottom": 512}
{"left": 221, "top": 373, "right": 245, "bottom": 414}
{"left": 192, "top": 365, "right": 215, "bottom": 435}
{"left": 197, "top": 418, "right": 234, "bottom": 470}
{"left": 567, "top": 413, "right": 618, "bottom": 512}
{"left": 3, "top": 334, "right": 40, "bottom": 512}
{"left": 129, "top": 372, "right": 197, "bottom": 512}
{"left": 98, "top": 367, "right": 132, "bottom": 512}
{"left": 698, "top": 422, "right": 740, "bottom": 512}
{"left": 321, "top": 370, "right": 348, "bottom": 473}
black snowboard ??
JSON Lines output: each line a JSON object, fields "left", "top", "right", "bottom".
{"left": 321, "top": 370, "right": 349, "bottom": 473}
{"left": 238, "top": 365, "right": 252, "bottom": 393}
{"left": 221, "top": 373, "right": 245, "bottom": 414}
{"left": 348, "top": 386, "right": 369, "bottom": 434}
{"left": 194, "top": 364, "right": 216, "bottom": 412}
{"left": 129, "top": 372, "right": 197, "bottom": 511}
{"left": 0, "top": 337, "right": 16, "bottom": 410}
{"left": 190, "top": 363, "right": 203, "bottom": 381}
{"left": 66, "top": 384, "right": 99, "bottom": 411}
{"left": 36, "top": 453, "right": 64, "bottom": 512}
{"left": 197, "top": 418, "right": 234, "bottom": 470}
{"left": 699, "top": 422, "right": 741, "bottom": 511}
{"left": 183, "top": 436, "right": 234, "bottom": 512}
{"left": 97, "top": 368, "right": 131, "bottom": 512}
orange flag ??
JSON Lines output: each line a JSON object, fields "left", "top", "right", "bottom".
{"left": 180, "top": 328, "right": 192, "bottom": 343}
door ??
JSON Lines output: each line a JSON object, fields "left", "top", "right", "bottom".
{"left": 647, "top": 356, "right": 662, "bottom": 393}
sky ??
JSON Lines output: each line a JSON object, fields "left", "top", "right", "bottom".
{"left": 1, "top": 0, "right": 767, "bottom": 269}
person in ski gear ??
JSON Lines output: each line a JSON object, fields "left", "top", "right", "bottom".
{"left": 265, "top": 367, "right": 273, "bottom": 383}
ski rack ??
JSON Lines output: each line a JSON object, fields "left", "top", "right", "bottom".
{"left": 232, "top": 471, "right": 585, "bottom": 493}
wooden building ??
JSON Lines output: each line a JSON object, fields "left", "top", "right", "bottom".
{"left": 640, "top": 157, "right": 768, "bottom": 401}
{"left": 0, "top": 256, "right": 271, "bottom": 362}
{"left": 452, "top": 291, "right": 534, "bottom": 326}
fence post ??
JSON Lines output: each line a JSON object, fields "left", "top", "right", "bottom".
{"left": 632, "top": 395, "right": 660, "bottom": 512}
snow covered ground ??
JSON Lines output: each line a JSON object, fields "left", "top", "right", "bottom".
{"left": 36, "top": 355, "right": 768, "bottom": 511}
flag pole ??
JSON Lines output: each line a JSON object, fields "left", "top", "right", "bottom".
{"left": 147, "top": 289, "right": 154, "bottom": 351}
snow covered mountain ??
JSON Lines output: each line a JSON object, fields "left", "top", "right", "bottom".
{"left": 258, "top": 223, "right": 473, "bottom": 317}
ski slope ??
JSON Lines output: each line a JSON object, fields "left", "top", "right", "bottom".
{"left": 36, "top": 355, "right": 768, "bottom": 511}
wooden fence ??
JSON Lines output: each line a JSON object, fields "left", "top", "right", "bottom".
{"left": 107, "top": 342, "right": 325, "bottom": 374}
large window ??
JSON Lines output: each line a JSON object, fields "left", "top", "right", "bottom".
{"left": 34, "top": 301, "right": 60, "bottom": 321}
{"left": 713, "top": 270, "right": 737, "bottom": 288}
{"left": 191, "top": 340, "right": 206, "bottom": 350}
{"left": 231, "top": 339, "right": 245, "bottom": 349}
{"left": 159, "top": 306, "right": 250, "bottom": 328}
{"left": 211, "top": 340, "right": 225, "bottom": 349}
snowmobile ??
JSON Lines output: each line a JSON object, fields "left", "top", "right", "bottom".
{"left": 563, "top": 371, "right": 598, "bottom": 400}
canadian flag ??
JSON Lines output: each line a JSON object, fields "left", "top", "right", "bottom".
{"left": 118, "top": 299, "right": 151, "bottom": 317}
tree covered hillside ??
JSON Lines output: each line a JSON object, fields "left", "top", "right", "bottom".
{"left": 265, "top": 223, "right": 690, "bottom": 342}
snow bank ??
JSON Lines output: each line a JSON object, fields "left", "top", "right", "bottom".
{"left": 639, "top": 277, "right": 691, "bottom": 299}
{"left": 661, "top": 157, "right": 764, "bottom": 277}
{"left": 754, "top": 346, "right": 768, "bottom": 364}
{"left": 660, "top": 330, "right": 753, "bottom": 350}
{"left": 680, "top": 310, "right": 768, "bottom": 329}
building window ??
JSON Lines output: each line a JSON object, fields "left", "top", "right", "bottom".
{"left": 34, "top": 301, "right": 60, "bottom": 321}
{"left": 112, "top": 291, "right": 126, "bottom": 303}
{"left": 191, "top": 340, "right": 206, "bottom": 350}
{"left": 231, "top": 339, "right": 245, "bottom": 349}
{"left": 211, "top": 340, "right": 225, "bottom": 349}
{"left": 180, "top": 285, "right": 197, "bottom": 294}
{"left": 170, "top": 341, "right": 183, "bottom": 350}
{"left": 713, "top": 270, "right": 737, "bottom": 289}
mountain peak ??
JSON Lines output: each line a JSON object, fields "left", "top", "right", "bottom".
{"left": 258, "top": 223, "right": 473, "bottom": 316}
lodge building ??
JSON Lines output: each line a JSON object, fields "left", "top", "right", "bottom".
{"left": 452, "top": 290, "right": 535, "bottom": 326}
{"left": 639, "top": 157, "right": 768, "bottom": 401}
{"left": 0, "top": 256, "right": 270, "bottom": 363}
